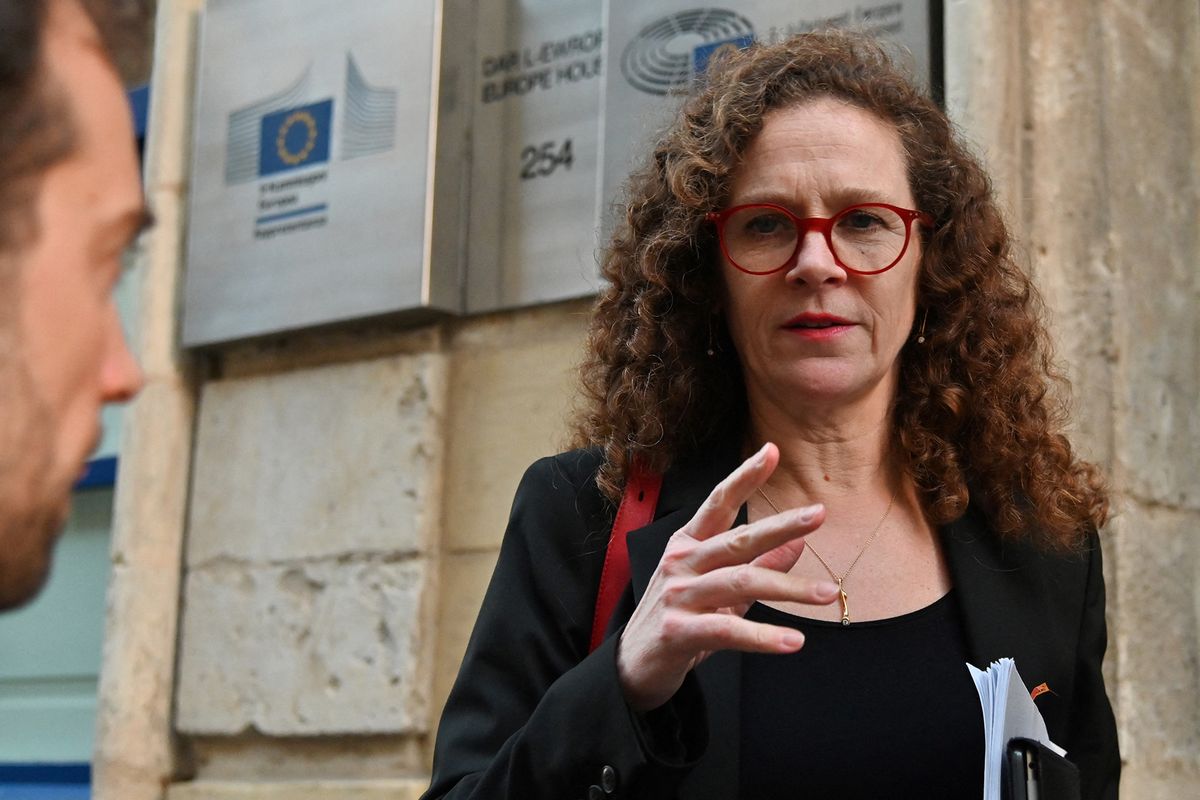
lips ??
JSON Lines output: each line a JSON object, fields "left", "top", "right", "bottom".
{"left": 783, "top": 312, "right": 855, "bottom": 330}
{"left": 781, "top": 312, "right": 856, "bottom": 341}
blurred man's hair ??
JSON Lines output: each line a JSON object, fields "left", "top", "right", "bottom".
{"left": 0, "top": 0, "right": 151, "bottom": 256}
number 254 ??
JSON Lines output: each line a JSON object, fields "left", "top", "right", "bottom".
{"left": 520, "top": 139, "right": 574, "bottom": 180}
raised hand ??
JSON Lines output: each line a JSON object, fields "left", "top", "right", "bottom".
{"left": 616, "top": 443, "right": 838, "bottom": 712}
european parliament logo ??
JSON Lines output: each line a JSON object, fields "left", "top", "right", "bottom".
{"left": 259, "top": 99, "right": 333, "bottom": 177}
{"left": 692, "top": 34, "right": 755, "bottom": 75}
{"left": 620, "top": 9, "right": 755, "bottom": 95}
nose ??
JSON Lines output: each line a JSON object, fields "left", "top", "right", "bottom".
{"left": 784, "top": 227, "right": 847, "bottom": 287}
{"left": 101, "top": 308, "right": 143, "bottom": 403}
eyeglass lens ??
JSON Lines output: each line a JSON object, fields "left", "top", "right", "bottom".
{"left": 722, "top": 205, "right": 910, "bottom": 274}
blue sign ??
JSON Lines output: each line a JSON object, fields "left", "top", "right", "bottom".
{"left": 692, "top": 35, "right": 755, "bottom": 75}
{"left": 258, "top": 99, "right": 333, "bottom": 177}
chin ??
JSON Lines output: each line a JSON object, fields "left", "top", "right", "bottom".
{"left": 787, "top": 374, "right": 866, "bottom": 403}
{"left": 0, "top": 514, "right": 61, "bottom": 611}
{"left": 0, "top": 474, "right": 72, "bottom": 611}
{"left": 0, "top": 369, "right": 67, "bottom": 609}
{"left": 784, "top": 362, "right": 895, "bottom": 406}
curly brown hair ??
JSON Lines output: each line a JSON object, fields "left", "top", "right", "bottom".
{"left": 573, "top": 30, "right": 1107, "bottom": 550}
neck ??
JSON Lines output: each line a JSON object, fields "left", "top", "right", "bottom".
{"left": 744, "top": 380, "right": 899, "bottom": 503}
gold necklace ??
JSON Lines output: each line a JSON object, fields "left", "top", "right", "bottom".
{"left": 755, "top": 485, "right": 898, "bottom": 626}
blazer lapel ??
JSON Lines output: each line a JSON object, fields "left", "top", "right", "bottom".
{"left": 940, "top": 504, "right": 1079, "bottom": 738}
{"left": 626, "top": 440, "right": 743, "bottom": 599}
{"left": 940, "top": 503, "right": 1021, "bottom": 666}
{"left": 625, "top": 447, "right": 744, "bottom": 800}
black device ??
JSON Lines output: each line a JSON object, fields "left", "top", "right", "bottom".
{"left": 1002, "top": 737, "right": 1081, "bottom": 800}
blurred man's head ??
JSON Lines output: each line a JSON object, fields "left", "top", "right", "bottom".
{"left": 0, "top": 0, "right": 146, "bottom": 610}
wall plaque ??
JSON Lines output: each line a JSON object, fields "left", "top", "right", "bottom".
{"left": 183, "top": 0, "right": 467, "bottom": 346}
{"left": 466, "top": 0, "right": 606, "bottom": 312}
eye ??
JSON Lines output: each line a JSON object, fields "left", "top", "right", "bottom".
{"left": 840, "top": 208, "right": 886, "bottom": 230}
{"left": 740, "top": 209, "right": 791, "bottom": 236}
{"left": 834, "top": 206, "right": 907, "bottom": 242}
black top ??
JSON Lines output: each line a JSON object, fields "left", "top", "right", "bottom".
{"left": 739, "top": 592, "right": 984, "bottom": 799}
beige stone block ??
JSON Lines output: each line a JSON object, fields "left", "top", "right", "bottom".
{"left": 943, "top": 0, "right": 1025, "bottom": 212}
{"left": 167, "top": 780, "right": 428, "bottom": 800}
{"left": 1099, "top": 0, "right": 1200, "bottom": 510}
{"left": 429, "top": 550, "right": 500, "bottom": 754}
{"left": 187, "top": 354, "right": 446, "bottom": 565}
{"left": 1115, "top": 341, "right": 1200, "bottom": 511}
{"left": 1021, "top": 3, "right": 1119, "bottom": 474}
{"left": 188, "top": 735, "right": 424, "bottom": 781}
{"left": 220, "top": 325, "right": 443, "bottom": 381}
{"left": 1111, "top": 503, "right": 1200, "bottom": 772}
{"left": 176, "top": 558, "right": 432, "bottom": 736}
{"left": 449, "top": 299, "right": 589, "bottom": 351}
{"left": 444, "top": 306, "right": 587, "bottom": 552}
{"left": 1119, "top": 763, "right": 1200, "bottom": 800}
{"left": 948, "top": 4, "right": 1123, "bottom": 475}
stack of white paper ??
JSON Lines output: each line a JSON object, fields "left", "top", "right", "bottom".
{"left": 967, "top": 658, "right": 1066, "bottom": 800}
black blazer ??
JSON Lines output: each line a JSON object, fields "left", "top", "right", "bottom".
{"left": 423, "top": 447, "right": 1120, "bottom": 800}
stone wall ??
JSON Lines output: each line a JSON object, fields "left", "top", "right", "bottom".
{"left": 94, "top": 1, "right": 1199, "bottom": 798}
{"left": 162, "top": 308, "right": 585, "bottom": 800}
{"left": 948, "top": 1, "right": 1200, "bottom": 796}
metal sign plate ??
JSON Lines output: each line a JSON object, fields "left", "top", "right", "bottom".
{"left": 466, "top": 0, "right": 607, "bottom": 312}
{"left": 183, "top": 0, "right": 456, "bottom": 347}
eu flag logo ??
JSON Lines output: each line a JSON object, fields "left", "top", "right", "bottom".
{"left": 692, "top": 35, "right": 755, "bottom": 75}
{"left": 258, "top": 99, "right": 333, "bottom": 177}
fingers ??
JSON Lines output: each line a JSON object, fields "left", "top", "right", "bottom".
{"left": 686, "top": 442, "right": 778, "bottom": 541}
{"left": 673, "top": 565, "right": 840, "bottom": 610}
{"left": 689, "top": 503, "right": 825, "bottom": 573}
{"left": 617, "top": 609, "right": 809, "bottom": 710}
{"left": 750, "top": 529, "right": 811, "bottom": 573}
{"left": 674, "top": 611, "right": 810, "bottom": 656}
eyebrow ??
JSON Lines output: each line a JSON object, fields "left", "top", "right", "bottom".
{"left": 733, "top": 186, "right": 897, "bottom": 208}
{"left": 101, "top": 207, "right": 155, "bottom": 268}
{"left": 831, "top": 186, "right": 897, "bottom": 205}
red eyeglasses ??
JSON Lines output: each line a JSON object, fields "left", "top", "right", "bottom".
{"left": 705, "top": 202, "right": 933, "bottom": 276}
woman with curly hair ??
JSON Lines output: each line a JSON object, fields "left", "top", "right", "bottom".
{"left": 424, "top": 30, "right": 1118, "bottom": 800}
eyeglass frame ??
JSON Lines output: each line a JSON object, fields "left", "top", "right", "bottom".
{"left": 704, "top": 201, "right": 934, "bottom": 276}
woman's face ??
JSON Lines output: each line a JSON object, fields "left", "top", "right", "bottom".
{"left": 718, "top": 97, "right": 922, "bottom": 419}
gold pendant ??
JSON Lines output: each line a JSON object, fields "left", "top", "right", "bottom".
{"left": 838, "top": 580, "right": 850, "bottom": 626}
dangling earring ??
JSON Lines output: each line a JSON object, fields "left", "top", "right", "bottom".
{"left": 707, "top": 314, "right": 719, "bottom": 356}
{"left": 915, "top": 308, "right": 929, "bottom": 344}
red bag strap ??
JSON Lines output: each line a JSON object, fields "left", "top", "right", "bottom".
{"left": 589, "top": 463, "right": 663, "bottom": 653}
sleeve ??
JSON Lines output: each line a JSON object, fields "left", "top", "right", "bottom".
{"left": 1066, "top": 533, "right": 1121, "bottom": 800}
{"left": 421, "top": 455, "right": 707, "bottom": 800}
